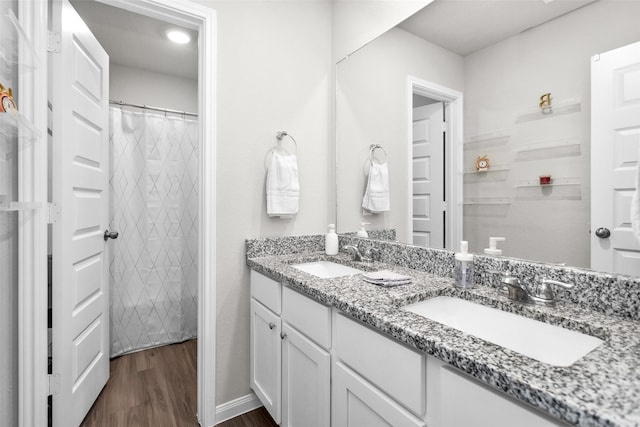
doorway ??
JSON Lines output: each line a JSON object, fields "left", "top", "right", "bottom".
{"left": 46, "top": 0, "right": 216, "bottom": 426}
{"left": 407, "top": 76, "right": 463, "bottom": 250}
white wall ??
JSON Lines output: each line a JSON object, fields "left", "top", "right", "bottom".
{"left": 191, "top": 0, "right": 333, "bottom": 405}
{"left": 332, "top": 0, "right": 432, "bottom": 62}
{"left": 109, "top": 63, "right": 197, "bottom": 113}
{"left": 336, "top": 27, "right": 464, "bottom": 242}
{"left": 463, "top": 1, "right": 640, "bottom": 267}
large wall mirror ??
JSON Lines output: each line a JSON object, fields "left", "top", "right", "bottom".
{"left": 336, "top": 0, "right": 640, "bottom": 275}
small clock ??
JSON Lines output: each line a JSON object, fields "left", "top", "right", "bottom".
{"left": 0, "top": 84, "right": 17, "bottom": 113}
{"left": 475, "top": 155, "right": 490, "bottom": 172}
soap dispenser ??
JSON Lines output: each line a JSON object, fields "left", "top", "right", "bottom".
{"left": 454, "top": 241, "right": 474, "bottom": 289}
{"left": 356, "top": 222, "right": 370, "bottom": 238}
{"left": 484, "top": 237, "right": 505, "bottom": 255}
{"left": 325, "top": 224, "right": 338, "bottom": 255}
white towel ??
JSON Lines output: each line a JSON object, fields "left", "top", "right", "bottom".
{"left": 362, "top": 162, "right": 390, "bottom": 213}
{"left": 632, "top": 145, "right": 640, "bottom": 243}
{"left": 267, "top": 152, "right": 300, "bottom": 217}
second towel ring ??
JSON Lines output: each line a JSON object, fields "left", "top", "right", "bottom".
{"left": 369, "top": 144, "right": 387, "bottom": 164}
{"left": 274, "top": 131, "right": 298, "bottom": 155}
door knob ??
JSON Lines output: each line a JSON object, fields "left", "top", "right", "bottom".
{"left": 595, "top": 227, "right": 611, "bottom": 238}
{"left": 280, "top": 332, "right": 287, "bottom": 340}
{"left": 268, "top": 322, "right": 276, "bottom": 330}
{"left": 104, "top": 230, "right": 119, "bottom": 241}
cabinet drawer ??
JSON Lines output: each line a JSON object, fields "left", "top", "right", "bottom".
{"left": 250, "top": 270, "right": 281, "bottom": 314}
{"left": 282, "top": 286, "right": 331, "bottom": 349}
{"left": 334, "top": 313, "right": 426, "bottom": 417}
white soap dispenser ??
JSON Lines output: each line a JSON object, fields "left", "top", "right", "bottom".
{"left": 454, "top": 241, "right": 474, "bottom": 289}
{"left": 484, "top": 237, "right": 505, "bottom": 255}
{"left": 356, "top": 222, "right": 369, "bottom": 238}
{"left": 325, "top": 224, "right": 338, "bottom": 255}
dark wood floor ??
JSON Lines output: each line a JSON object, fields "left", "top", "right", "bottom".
{"left": 80, "top": 339, "right": 277, "bottom": 427}
{"left": 81, "top": 340, "right": 198, "bottom": 427}
{"left": 217, "top": 407, "right": 278, "bottom": 427}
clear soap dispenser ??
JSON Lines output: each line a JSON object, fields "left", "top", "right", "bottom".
{"left": 356, "top": 222, "right": 369, "bottom": 238}
{"left": 454, "top": 241, "right": 474, "bottom": 289}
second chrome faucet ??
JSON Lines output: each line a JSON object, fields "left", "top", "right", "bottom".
{"left": 498, "top": 271, "right": 573, "bottom": 307}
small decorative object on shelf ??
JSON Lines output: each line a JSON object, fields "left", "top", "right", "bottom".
{"left": 539, "top": 175, "right": 552, "bottom": 185}
{"left": 0, "top": 83, "right": 18, "bottom": 113}
{"left": 539, "top": 92, "right": 552, "bottom": 114}
{"left": 475, "top": 155, "right": 490, "bottom": 172}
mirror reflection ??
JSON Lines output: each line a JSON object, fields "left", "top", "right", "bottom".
{"left": 336, "top": 0, "right": 640, "bottom": 274}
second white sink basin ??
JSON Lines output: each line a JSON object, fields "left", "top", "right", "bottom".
{"left": 403, "top": 296, "right": 603, "bottom": 367}
{"left": 292, "top": 261, "right": 363, "bottom": 279}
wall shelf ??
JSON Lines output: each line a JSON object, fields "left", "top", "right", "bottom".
{"left": 0, "top": 197, "right": 41, "bottom": 212}
{"left": 463, "top": 166, "right": 510, "bottom": 183}
{"left": 463, "top": 197, "right": 510, "bottom": 217}
{"left": 463, "top": 130, "right": 511, "bottom": 150}
{"left": 514, "top": 177, "right": 581, "bottom": 200}
{"left": 515, "top": 99, "right": 581, "bottom": 124}
{"left": 0, "top": 10, "right": 40, "bottom": 73}
{"left": 514, "top": 137, "right": 581, "bottom": 162}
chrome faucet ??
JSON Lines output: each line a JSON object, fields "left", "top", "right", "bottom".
{"left": 343, "top": 243, "right": 380, "bottom": 263}
{"left": 496, "top": 272, "right": 573, "bottom": 307}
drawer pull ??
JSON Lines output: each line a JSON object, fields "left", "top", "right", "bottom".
{"left": 280, "top": 332, "right": 287, "bottom": 340}
{"left": 268, "top": 322, "right": 276, "bottom": 330}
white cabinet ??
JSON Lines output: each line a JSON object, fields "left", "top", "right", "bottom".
{"left": 332, "top": 361, "right": 426, "bottom": 427}
{"left": 250, "top": 298, "right": 282, "bottom": 424}
{"left": 281, "top": 323, "right": 330, "bottom": 427}
{"left": 250, "top": 271, "right": 331, "bottom": 427}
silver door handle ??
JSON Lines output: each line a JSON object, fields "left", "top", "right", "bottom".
{"left": 595, "top": 227, "right": 610, "bottom": 238}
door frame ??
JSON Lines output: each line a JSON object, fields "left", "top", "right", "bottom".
{"left": 406, "top": 76, "right": 463, "bottom": 250}
{"left": 25, "top": 0, "right": 218, "bottom": 426}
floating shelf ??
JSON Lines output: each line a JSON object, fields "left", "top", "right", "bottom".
{"left": 463, "top": 197, "right": 511, "bottom": 205}
{"left": 463, "top": 166, "right": 510, "bottom": 183}
{"left": 0, "top": 10, "right": 40, "bottom": 73}
{"left": 0, "top": 199, "right": 41, "bottom": 212}
{"left": 515, "top": 99, "right": 581, "bottom": 124}
{"left": 514, "top": 177, "right": 581, "bottom": 200}
{"left": 463, "top": 130, "right": 511, "bottom": 150}
{"left": 514, "top": 137, "right": 581, "bottom": 162}
{"left": 0, "top": 109, "right": 41, "bottom": 140}
{"left": 463, "top": 197, "right": 510, "bottom": 217}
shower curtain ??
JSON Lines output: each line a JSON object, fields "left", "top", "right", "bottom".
{"left": 108, "top": 108, "right": 198, "bottom": 357}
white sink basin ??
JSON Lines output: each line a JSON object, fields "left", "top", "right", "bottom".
{"left": 403, "top": 296, "right": 603, "bottom": 367}
{"left": 291, "top": 261, "right": 363, "bottom": 279}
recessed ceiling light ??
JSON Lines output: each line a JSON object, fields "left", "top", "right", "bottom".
{"left": 166, "top": 29, "right": 191, "bottom": 44}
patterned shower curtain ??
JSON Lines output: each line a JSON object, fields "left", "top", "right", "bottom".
{"left": 108, "top": 108, "right": 198, "bottom": 357}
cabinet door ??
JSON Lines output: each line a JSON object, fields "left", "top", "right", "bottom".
{"left": 332, "top": 362, "right": 426, "bottom": 427}
{"left": 281, "top": 323, "right": 330, "bottom": 427}
{"left": 250, "top": 299, "right": 282, "bottom": 424}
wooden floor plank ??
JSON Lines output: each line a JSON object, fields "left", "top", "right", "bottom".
{"left": 80, "top": 339, "right": 277, "bottom": 427}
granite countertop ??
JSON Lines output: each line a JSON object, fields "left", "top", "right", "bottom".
{"left": 247, "top": 251, "right": 640, "bottom": 427}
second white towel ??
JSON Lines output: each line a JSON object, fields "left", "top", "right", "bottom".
{"left": 267, "top": 152, "right": 300, "bottom": 218}
{"left": 362, "top": 162, "right": 390, "bottom": 213}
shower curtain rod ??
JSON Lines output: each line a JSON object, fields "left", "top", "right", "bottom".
{"left": 109, "top": 100, "right": 198, "bottom": 117}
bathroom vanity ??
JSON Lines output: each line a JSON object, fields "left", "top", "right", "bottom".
{"left": 246, "top": 235, "right": 640, "bottom": 427}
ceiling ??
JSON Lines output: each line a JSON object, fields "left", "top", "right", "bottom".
{"left": 70, "top": 0, "right": 198, "bottom": 80}
{"left": 398, "top": 0, "right": 598, "bottom": 56}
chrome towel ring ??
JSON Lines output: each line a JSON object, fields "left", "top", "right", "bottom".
{"left": 274, "top": 131, "right": 298, "bottom": 155}
{"left": 369, "top": 144, "right": 387, "bottom": 164}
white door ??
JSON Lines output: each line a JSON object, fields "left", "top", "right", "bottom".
{"left": 591, "top": 41, "right": 640, "bottom": 275}
{"left": 51, "top": 0, "right": 110, "bottom": 425}
{"left": 281, "top": 323, "right": 330, "bottom": 427}
{"left": 412, "top": 102, "right": 445, "bottom": 248}
{"left": 250, "top": 299, "right": 282, "bottom": 424}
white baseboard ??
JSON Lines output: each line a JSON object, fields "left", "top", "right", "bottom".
{"left": 215, "top": 392, "right": 262, "bottom": 424}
